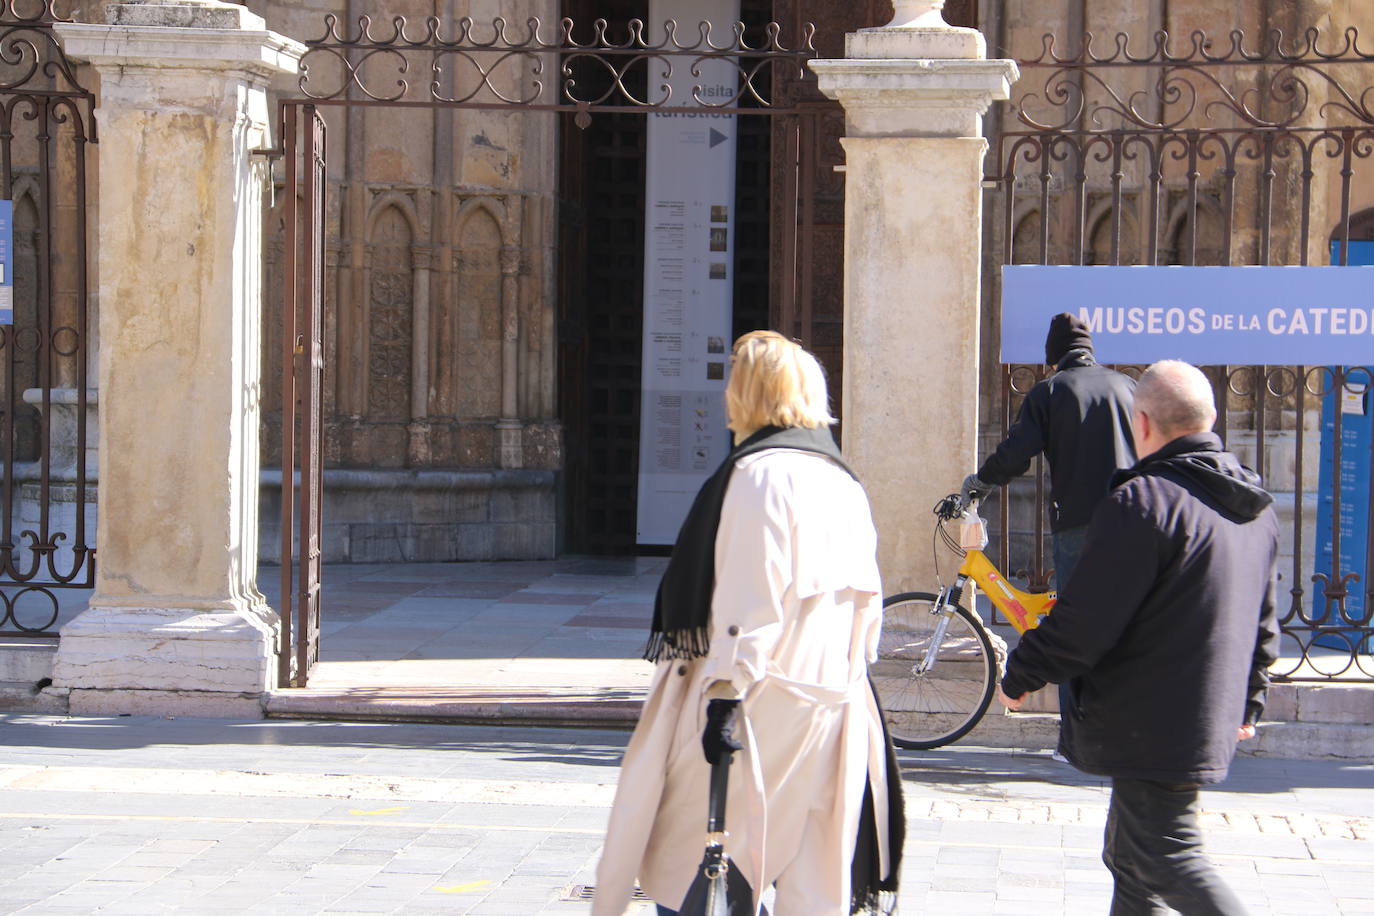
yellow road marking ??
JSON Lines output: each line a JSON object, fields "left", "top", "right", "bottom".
{"left": 434, "top": 880, "right": 492, "bottom": 894}
{"left": 347, "top": 806, "right": 408, "bottom": 816}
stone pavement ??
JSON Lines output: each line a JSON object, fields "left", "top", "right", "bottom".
{"left": 13, "top": 557, "right": 1374, "bottom": 754}
{"left": 258, "top": 558, "right": 664, "bottom": 726}
{"left": 0, "top": 715, "right": 1371, "bottom": 915}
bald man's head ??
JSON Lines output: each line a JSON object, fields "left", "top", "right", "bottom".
{"left": 1133, "top": 361, "right": 1216, "bottom": 453}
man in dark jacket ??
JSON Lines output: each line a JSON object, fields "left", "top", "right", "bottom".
{"left": 998, "top": 359, "right": 1280, "bottom": 916}
{"left": 965, "top": 312, "right": 1136, "bottom": 584}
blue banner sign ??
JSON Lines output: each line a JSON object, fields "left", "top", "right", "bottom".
{"left": 0, "top": 200, "right": 11, "bottom": 325}
{"left": 1314, "top": 241, "right": 1374, "bottom": 632}
{"left": 1314, "top": 367, "right": 1370, "bottom": 627}
{"left": 1001, "top": 265, "right": 1374, "bottom": 365}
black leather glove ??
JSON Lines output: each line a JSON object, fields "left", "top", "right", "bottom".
{"left": 702, "top": 698, "right": 743, "bottom": 765}
{"left": 962, "top": 473, "right": 993, "bottom": 502}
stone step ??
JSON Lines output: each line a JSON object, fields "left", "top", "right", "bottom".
{"left": 946, "top": 710, "right": 1374, "bottom": 760}
{"left": 0, "top": 683, "right": 67, "bottom": 713}
{"left": 0, "top": 639, "right": 57, "bottom": 684}
{"left": 265, "top": 685, "right": 642, "bottom": 729}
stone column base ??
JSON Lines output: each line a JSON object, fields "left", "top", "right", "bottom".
{"left": 496, "top": 419, "right": 524, "bottom": 469}
{"left": 51, "top": 604, "right": 277, "bottom": 717}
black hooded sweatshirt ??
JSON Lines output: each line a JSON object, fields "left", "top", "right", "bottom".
{"left": 1001, "top": 433, "right": 1281, "bottom": 785}
{"left": 976, "top": 350, "right": 1137, "bottom": 532}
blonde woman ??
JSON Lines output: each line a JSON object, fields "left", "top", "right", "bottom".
{"left": 594, "top": 331, "right": 904, "bottom": 916}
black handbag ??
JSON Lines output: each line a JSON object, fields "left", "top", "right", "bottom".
{"left": 676, "top": 748, "right": 758, "bottom": 916}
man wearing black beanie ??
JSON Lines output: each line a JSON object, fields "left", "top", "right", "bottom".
{"left": 963, "top": 312, "right": 1137, "bottom": 588}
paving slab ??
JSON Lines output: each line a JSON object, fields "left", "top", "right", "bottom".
{"left": 0, "top": 715, "right": 1369, "bottom": 914}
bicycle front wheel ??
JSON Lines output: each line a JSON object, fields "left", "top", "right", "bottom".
{"left": 872, "top": 591, "right": 998, "bottom": 750}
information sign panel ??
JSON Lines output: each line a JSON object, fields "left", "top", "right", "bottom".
{"left": 0, "top": 200, "right": 12, "bottom": 325}
{"left": 635, "top": 0, "right": 740, "bottom": 545}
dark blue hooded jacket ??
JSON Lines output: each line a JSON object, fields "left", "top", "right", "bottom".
{"left": 1002, "top": 432, "right": 1281, "bottom": 785}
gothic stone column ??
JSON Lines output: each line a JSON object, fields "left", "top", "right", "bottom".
{"left": 496, "top": 245, "right": 523, "bottom": 469}
{"left": 50, "top": 1, "right": 304, "bottom": 716}
{"left": 811, "top": 2, "right": 1017, "bottom": 593}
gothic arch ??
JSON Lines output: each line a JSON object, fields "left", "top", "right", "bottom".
{"left": 1010, "top": 206, "right": 1044, "bottom": 265}
{"left": 364, "top": 191, "right": 421, "bottom": 243}
{"left": 1336, "top": 207, "right": 1374, "bottom": 245}
{"left": 1086, "top": 201, "right": 1142, "bottom": 265}
{"left": 455, "top": 197, "right": 509, "bottom": 244}
{"left": 454, "top": 205, "right": 503, "bottom": 420}
{"left": 366, "top": 205, "right": 415, "bottom": 433}
{"left": 1163, "top": 194, "right": 1226, "bottom": 265}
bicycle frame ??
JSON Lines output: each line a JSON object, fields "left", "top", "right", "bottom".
{"left": 940, "top": 508, "right": 1056, "bottom": 635}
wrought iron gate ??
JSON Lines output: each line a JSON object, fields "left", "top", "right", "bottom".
{"left": 273, "top": 105, "right": 326, "bottom": 687}
{"left": 0, "top": 4, "right": 96, "bottom": 638}
{"left": 988, "top": 27, "right": 1374, "bottom": 681}
{"left": 269, "top": 13, "right": 822, "bottom": 685}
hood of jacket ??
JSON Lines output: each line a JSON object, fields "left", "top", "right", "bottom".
{"left": 1114, "top": 432, "right": 1273, "bottom": 521}
{"left": 1054, "top": 348, "right": 1097, "bottom": 372}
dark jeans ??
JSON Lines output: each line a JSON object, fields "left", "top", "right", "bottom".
{"left": 657, "top": 908, "right": 676, "bottom": 916}
{"left": 1052, "top": 524, "right": 1089, "bottom": 588}
{"left": 1104, "top": 777, "right": 1248, "bottom": 915}
{"left": 1052, "top": 525, "right": 1088, "bottom": 718}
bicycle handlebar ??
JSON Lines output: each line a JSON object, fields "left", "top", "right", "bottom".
{"left": 933, "top": 491, "right": 982, "bottom": 521}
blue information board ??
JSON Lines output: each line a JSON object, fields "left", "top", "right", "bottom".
{"left": 0, "top": 200, "right": 11, "bottom": 325}
{"left": 1314, "top": 241, "right": 1374, "bottom": 629}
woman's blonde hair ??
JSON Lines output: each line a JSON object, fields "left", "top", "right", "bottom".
{"left": 725, "top": 330, "right": 836, "bottom": 441}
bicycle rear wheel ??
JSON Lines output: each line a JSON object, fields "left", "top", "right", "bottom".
{"left": 873, "top": 591, "right": 998, "bottom": 750}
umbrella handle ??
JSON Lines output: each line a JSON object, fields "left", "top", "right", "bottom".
{"left": 707, "top": 748, "right": 732, "bottom": 834}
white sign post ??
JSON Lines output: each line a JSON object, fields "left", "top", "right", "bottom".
{"left": 636, "top": 0, "right": 741, "bottom": 545}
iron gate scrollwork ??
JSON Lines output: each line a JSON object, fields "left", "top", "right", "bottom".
{"left": 268, "top": 13, "right": 820, "bottom": 686}
{"left": 990, "top": 27, "right": 1374, "bottom": 681}
{"left": 0, "top": 2, "right": 96, "bottom": 638}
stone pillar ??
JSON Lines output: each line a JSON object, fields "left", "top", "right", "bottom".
{"left": 408, "top": 243, "right": 433, "bottom": 465}
{"left": 811, "top": 3, "right": 1017, "bottom": 592}
{"left": 497, "top": 246, "right": 523, "bottom": 469}
{"left": 50, "top": 1, "right": 304, "bottom": 716}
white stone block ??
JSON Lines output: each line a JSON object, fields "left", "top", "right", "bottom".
{"left": 53, "top": 605, "right": 276, "bottom": 694}
{"left": 67, "top": 687, "right": 264, "bottom": 718}
{"left": 0, "top": 640, "right": 56, "bottom": 682}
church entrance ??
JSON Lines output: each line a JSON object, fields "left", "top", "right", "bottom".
{"left": 268, "top": 5, "right": 828, "bottom": 686}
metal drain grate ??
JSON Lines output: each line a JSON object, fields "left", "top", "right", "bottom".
{"left": 563, "top": 884, "right": 651, "bottom": 902}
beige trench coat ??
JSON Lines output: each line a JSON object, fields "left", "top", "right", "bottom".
{"left": 593, "top": 449, "right": 890, "bottom": 916}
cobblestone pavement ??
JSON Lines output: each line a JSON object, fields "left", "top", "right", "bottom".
{"left": 0, "top": 715, "right": 1370, "bottom": 915}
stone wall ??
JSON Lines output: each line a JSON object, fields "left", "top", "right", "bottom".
{"left": 259, "top": 468, "right": 555, "bottom": 563}
{"left": 245, "top": 0, "right": 561, "bottom": 561}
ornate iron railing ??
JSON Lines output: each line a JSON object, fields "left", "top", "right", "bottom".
{"left": 0, "top": 2, "right": 96, "bottom": 637}
{"left": 294, "top": 14, "right": 817, "bottom": 122}
{"left": 988, "top": 28, "right": 1374, "bottom": 681}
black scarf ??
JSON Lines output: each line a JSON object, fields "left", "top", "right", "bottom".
{"left": 851, "top": 681, "right": 905, "bottom": 915}
{"left": 643, "top": 424, "right": 853, "bottom": 663}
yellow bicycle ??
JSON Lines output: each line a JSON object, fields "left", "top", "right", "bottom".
{"left": 872, "top": 491, "right": 1057, "bottom": 749}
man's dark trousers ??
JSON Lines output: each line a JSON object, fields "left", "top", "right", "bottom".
{"left": 1103, "top": 777, "right": 1248, "bottom": 915}
{"left": 1052, "top": 525, "right": 1088, "bottom": 719}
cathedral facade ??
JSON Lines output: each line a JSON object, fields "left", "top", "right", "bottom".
{"left": 48, "top": 0, "right": 1374, "bottom": 568}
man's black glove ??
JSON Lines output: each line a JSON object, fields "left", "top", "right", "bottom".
{"left": 962, "top": 473, "right": 994, "bottom": 502}
{"left": 702, "top": 698, "right": 743, "bottom": 765}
